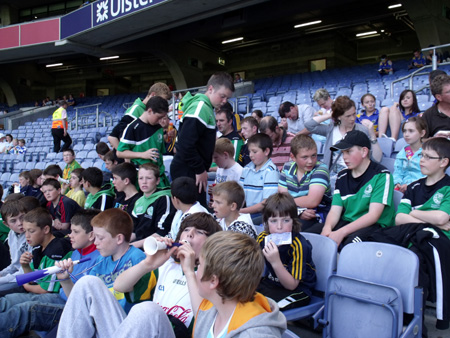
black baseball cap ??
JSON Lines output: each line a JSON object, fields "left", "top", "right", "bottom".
{"left": 330, "top": 130, "right": 371, "bottom": 151}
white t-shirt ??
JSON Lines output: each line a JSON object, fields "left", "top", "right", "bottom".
{"left": 215, "top": 162, "right": 243, "bottom": 184}
{"left": 217, "top": 213, "right": 257, "bottom": 238}
{"left": 153, "top": 258, "right": 194, "bottom": 327}
{"left": 332, "top": 126, "right": 347, "bottom": 169}
{"left": 168, "top": 202, "right": 209, "bottom": 240}
{"left": 286, "top": 104, "right": 315, "bottom": 134}
{"left": 218, "top": 213, "right": 254, "bottom": 231}
{"left": 0, "top": 141, "right": 10, "bottom": 153}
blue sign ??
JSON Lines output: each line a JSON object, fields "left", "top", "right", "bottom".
{"left": 61, "top": 5, "right": 92, "bottom": 39}
{"left": 92, "top": 0, "right": 168, "bottom": 27}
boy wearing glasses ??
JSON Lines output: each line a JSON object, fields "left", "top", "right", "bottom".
{"left": 396, "top": 138, "right": 450, "bottom": 232}
{"left": 376, "top": 138, "right": 450, "bottom": 330}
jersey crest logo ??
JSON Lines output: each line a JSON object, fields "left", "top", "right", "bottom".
{"left": 433, "top": 192, "right": 443, "bottom": 207}
{"left": 363, "top": 184, "right": 373, "bottom": 197}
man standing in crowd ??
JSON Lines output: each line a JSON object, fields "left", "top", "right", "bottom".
{"left": 51, "top": 101, "right": 72, "bottom": 153}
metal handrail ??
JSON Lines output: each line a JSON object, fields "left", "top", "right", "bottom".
{"left": 73, "top": 103, "right": 102, "bottom": 130}
{"left": 169, "top": 86, "right": 207, "bottom": 121}
{"left": 123, "top": 102, "right": 133, "bottom": 109}
{"left": 389, "top": 42, "right": 450, "bottom": 98}
{"left": 389, "top": 61, "right": 450, "bottom": 98}
{"left": 422, "top": 42, "right": 450, "bottom": 51}
{"left": 421, "top": 43, "right": 450, "bottom": 70}
{"left": 237, "top": 95, "right": 250, "bottom": 115}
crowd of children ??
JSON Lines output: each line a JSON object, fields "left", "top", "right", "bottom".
{"left": 0, "top": 71, "right": 450, "bottom": 337}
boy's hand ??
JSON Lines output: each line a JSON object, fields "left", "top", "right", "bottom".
{"left": 142, "top": 148, "right": 160, "bottom": 162}
{"left": 20, "top": 252, "right": 33, "bottom": 266}
{"left": 321, "top": 225, "right": 332, "bottom": 237}
{"left": 437, "top": 222, "right": 450, "bottom": 232}
{"left": 55, "top": 258, "right": 74, "bottom": 280}
{"left": 143, "top": 237, "right": 177, "bottom": 270}
{"left": 53, "top": 219, "right": 63, "bottom": 230}
{"left": 177, "top": 242, "right": 196, "bottom": 275}
{"left": 328, "top": 229, "right": 345, "bottom": 247}
{"left": 195, "top": 171, "right": 208, "bottom": 193}
{"left": 300, "top": 209, "right": 317, "bottom": 220}
{"left": 262, "top": 241, "right": 282, "bottom": 266}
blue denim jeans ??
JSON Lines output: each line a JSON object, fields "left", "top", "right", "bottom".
{"left": 0, "top": 292, "right": 65, "bottom": 337}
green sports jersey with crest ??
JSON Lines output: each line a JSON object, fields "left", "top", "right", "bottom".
{"left": 118, "top": 118, "right": 169, "bottom": 189}
{"left": 332, "top": 161, "right": 395, "bottom": 228}
{"left": 397, "top": 175, "right": 450, "bottom": 239}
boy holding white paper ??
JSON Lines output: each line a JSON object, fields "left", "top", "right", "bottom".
{"left": 256, "top": 192, "right": 316, "bottom": 310}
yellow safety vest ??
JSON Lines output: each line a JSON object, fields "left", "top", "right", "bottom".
{"left": 52, "top": 107, "right": 67, "bottom": 129}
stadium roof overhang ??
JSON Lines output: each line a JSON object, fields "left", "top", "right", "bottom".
{"left": 0, "top": 0, "right": 269, "bottom": 64}
{"left": 0, "top": 0, "right": 413, "bottom": 65}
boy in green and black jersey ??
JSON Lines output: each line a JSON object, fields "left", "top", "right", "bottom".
{"left": 307, "top": 130, "right": 395, "bottom": 249}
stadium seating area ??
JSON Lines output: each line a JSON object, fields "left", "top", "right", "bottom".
{"left": 0, "top": 59, "right": 448, "bottom": 195}
{"left": 0, "top": 57, "right": 449, "bottom": 337}
{"left": 234, "top": 60, "right": 450, "bottom": 117}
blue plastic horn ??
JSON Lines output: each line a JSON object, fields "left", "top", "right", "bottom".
{"left": 16, "top": 257, "right": 91, "bottom": 286}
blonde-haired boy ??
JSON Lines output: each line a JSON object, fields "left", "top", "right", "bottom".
{"left": 212, "top": 181, "right": 256, "bottom": 238}
{"left": 191, "top": 232, "right": 286, "bottom": 337}
{"left": 213, "top": 138, "right": 243, "bottom": 183}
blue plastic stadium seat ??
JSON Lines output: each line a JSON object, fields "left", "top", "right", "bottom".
{"left": 282, "top": 233, "right": 337, "bottom": 326}
{"left": 76, "top": 151, "right": 88, "bottom": 161}
{"left": 25, "top": 162, "right": 36, "bottom": 171}
{"left": 381, "top": 156, "right": 395, "bottom": 173}
{"left": 319, "top": 242, "right": 422, "bottom": 338}
{"left": 86, "top": 150, "right": 98, "bottom": 159}
{"left": 36, "top": 162, "right": 47, "bottom": 170}
{"left": 377, "top": 138, "right": 394, "bottom": 158}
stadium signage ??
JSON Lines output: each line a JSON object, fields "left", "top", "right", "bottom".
{"left": 93, "top": 0, "right": 167, "bottom": 26}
